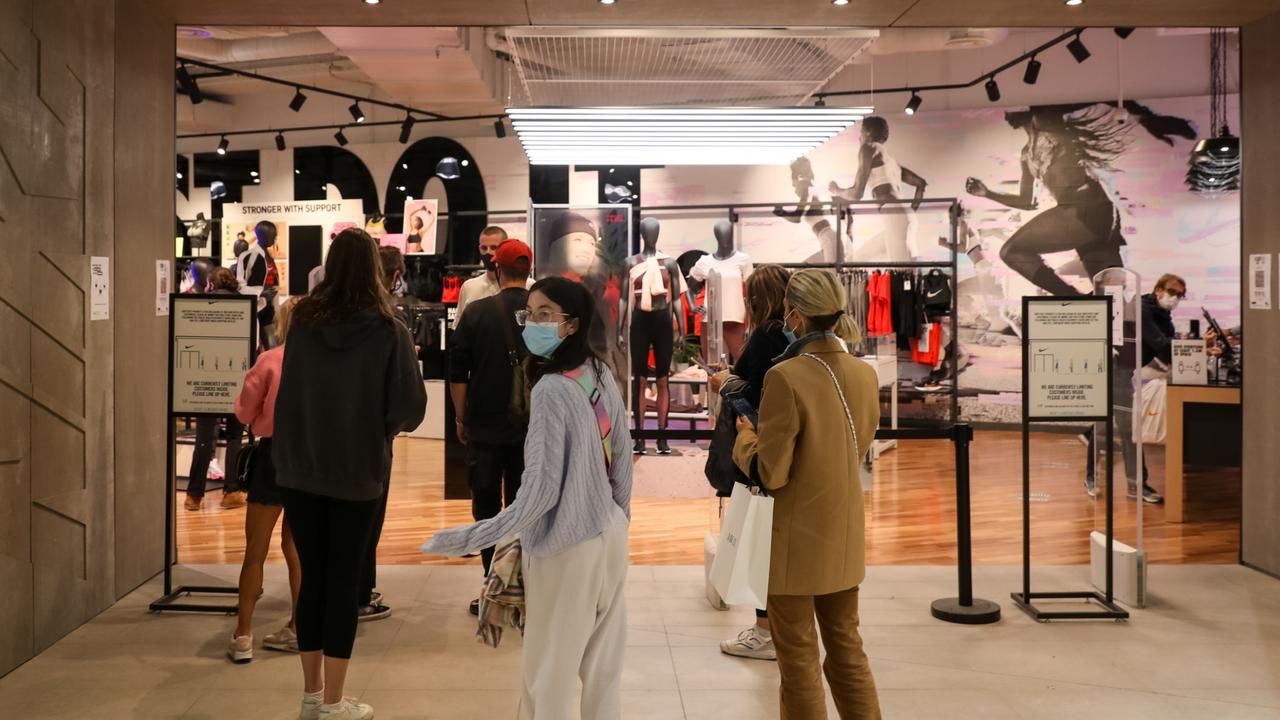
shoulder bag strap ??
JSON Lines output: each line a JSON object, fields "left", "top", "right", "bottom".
{"left": 561, "top": 366, "right": 613, "bottom": 474}
{"left": 494, "top": 293, "right": 522, "bottom": 367}
{"left": 799, "top": 353, "right": 861, "bottom": 464}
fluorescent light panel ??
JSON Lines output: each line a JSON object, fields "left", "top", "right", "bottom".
{"left": 508, "top": 106, "right": 869, "bottom": 165}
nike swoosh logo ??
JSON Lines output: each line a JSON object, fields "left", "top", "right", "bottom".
{"left": 927, "top": 290, "right": 945, "bottom": 298}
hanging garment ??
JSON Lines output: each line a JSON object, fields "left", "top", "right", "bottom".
{"left": 910, "top": 323, "right": 942, "bottom": 367}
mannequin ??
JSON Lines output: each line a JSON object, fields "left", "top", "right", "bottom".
{"left": 688, "top": 220, "right": 753, "bottom": 362}
{"left": 624, "top": 217, "right": 686, "bottom": 455}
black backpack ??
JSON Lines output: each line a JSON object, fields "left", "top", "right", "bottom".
{"left": 704, "top": 397, "right": 749, "bottom": 497}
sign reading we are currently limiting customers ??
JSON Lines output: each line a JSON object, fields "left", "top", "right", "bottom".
{"left": 1024, "top": 297, "right": 1111, "bottom": 420}
{"left": 170, "top": 294, "right": 256, "bottom": 416}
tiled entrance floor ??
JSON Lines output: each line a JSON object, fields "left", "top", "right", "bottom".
{"left": 2, "top": 564, "right": 1278, "bottom": 718}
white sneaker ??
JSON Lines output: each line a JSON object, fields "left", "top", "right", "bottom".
{"left": 299, "top": 691, "right": 323, "bottom": 720}
{"left": 720, "top": 626, "right": 776, "bottom": 661}
{"left": 208, "top": 458, "right": 225, "bottom": 480}
{"left": 319, "top": 698, "right": 374, "bottom": 720}
{"left": 227, "top": 634, "right": 253, "bottom": 663}
{"left": 264, "top": 625, "right": 299, "bottom": 653}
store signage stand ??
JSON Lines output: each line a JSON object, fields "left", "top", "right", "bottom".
{"left": 151, "top": 293, "right": 257, "bottom": 614}
{"left": 1012, "top": 296, "right": 1129, "bottom": 622}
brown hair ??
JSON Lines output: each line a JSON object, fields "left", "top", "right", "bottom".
{"left": 745, "top": 264, "right": 790, "bottom": 329}
{"left": 208, "top": 267, "right": 240, "bottom": 293}
{"left": 274, "top": 296, "right": 300, "bottom": 345}
{"left": 1155, "top": 273, "right": 1186, "bottom": 292}
{"left": 292, "top": 228, "right": 397, "bottom": 328}
{"left": 378, "top": 245, "right": 406, "bottom": 290}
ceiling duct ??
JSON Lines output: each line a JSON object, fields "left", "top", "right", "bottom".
{"left": 503, "top": 27, "right": 877, "bottom": 107}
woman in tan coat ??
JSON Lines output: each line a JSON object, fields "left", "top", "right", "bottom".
{"left": 733, "top": 268, "right": 881, "bottom": 720}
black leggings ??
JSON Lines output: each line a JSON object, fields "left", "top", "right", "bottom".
{"left": 186, "top": 416, "right": 244, "bottom": 498}
{"left": 999, "top": 202, "right": 1124, "bottom": 297}
{"left": 630, "top": 307, "right": 674, "bottom": 379}
{"left": 283, "top": 488, "right": 380, "bottom": 659}
{"left": 467, "top": 442, "right": 524, "bottom": 574}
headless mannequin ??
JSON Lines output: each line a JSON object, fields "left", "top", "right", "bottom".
{"left": 687, "top": 220, "right": 748, "bottom": 362}
{"left": 625, "top": 217, "right": 686, "bottom": 455}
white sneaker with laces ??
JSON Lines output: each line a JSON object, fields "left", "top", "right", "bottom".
{"left": 264, "top": 625, "right": 299, "bottom": 653}
{"left": 299, "top": 691, "right": 323, "bottom": 720}
{"left": 319, "top": 698, "right": 374, "bottom": 720}
{"left": 720, "top": 625, "right": 776, "bottom": 661}
{"left": 227, "top": 634, "right": 253, "bottom": 664}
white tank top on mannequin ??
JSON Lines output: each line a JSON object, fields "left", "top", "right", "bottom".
{"left": 866, "top": 142, "right": 902, "bottom": 197}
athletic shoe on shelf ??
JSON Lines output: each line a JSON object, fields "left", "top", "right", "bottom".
{"left": 1141, "top": 484, "right": 1164, "bottom": 504}
{"left": 227, "top": 634, "right": 253, "bottom": 664}
{"left": 656, "top": 438, "right": 672, "bottom": 455}
{"left": 318, "top": 698, "right": 374, "bottom": 720}
{"left": 184, "top": 495, "right": 202, "bottom": 512}
{"left": 469, "top": 598, "right": 480, "bottom": 616}
{"left": 208, "top": 458, "right": 225, "bottom": 480}
{"left": 220, "top": 490, "right": 248, "bottom": 509}
{"left": 913, "top": 381, "right": 943, "bottom": 392}
{"left": 719, "top": 626, "right": 776, "bottom": 661}
{"left": 356, "top": 603, "right": 391, "bottom": 622}
{"left": 633, "top": 439, "right": 647, "bottom": 455}
{"left": 299, "top": 691, "right": 323, "bottom": 720}
{"left": 263, "top": 625, "right": 299, "bottom": 653}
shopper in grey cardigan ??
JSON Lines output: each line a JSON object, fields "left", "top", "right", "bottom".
{"left": 424, "top": 277, "right": 633, "bottom": 720}
{"left": 273, "top": 228, "right": 425, "bottom": 720}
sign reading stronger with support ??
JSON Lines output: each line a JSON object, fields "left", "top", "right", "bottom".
{"left": 170, "top": 294, "right": 256, "bottom": 416}
{"left": 1024, "top": 297, "right": 1111, "bottom": 421}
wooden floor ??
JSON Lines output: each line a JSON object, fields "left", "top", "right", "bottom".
{"left": 177, "top": 431, "right": 1240, "bottom": 567}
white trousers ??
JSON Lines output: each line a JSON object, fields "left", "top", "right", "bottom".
{"left": 521, "top": 508, "right": 630, "bottom": 720}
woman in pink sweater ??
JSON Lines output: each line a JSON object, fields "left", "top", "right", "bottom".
{"left": 228, "top": 298, "right": 303, "bottom": 664}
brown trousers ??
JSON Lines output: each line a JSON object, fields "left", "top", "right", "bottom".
{"left": 767, "top": 586, "right": 882, "bottom": 720}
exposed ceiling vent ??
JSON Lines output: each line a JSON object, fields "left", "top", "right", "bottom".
{"left": 944, "top": 29, "right": 1000, "bottom": 49}
{"left": 503, "top": 27, "right": 877, "bottom": 108}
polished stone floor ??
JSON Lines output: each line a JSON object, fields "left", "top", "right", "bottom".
{"left": 1, "top": 564, "right": 1278, "bottom": 719}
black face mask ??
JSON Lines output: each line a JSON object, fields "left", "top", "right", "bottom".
{"left": 481, "top": 255, "right": 497, "bottom": 271}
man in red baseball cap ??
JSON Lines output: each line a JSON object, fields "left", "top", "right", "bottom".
{"left": 448, "top": 238, "right": 534, "bottom": 615}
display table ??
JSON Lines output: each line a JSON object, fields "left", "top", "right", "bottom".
{"left": 1165, "top": 384, "right": 1241, "bottom": 523}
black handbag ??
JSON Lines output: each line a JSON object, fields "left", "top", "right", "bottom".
{"left": 922, "top": 269, "right": 952, "bottom": 313}
{"left": 234, "top": 431, "right": 260, "bottom": 490}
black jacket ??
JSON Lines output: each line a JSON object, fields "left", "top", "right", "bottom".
{"left": 704, "top": 323, "right": 791, "bottom": 496}
{"left": 732, "top": 323, "right": 792, "bottom": 408}
{"left": 273, "top": 308, "right": 426, "bottom": 501}
{"left": 1141, "top": 293, "right": 1175, "bottom": 367}
{"left": 448, "top": 287, "right": 529, "bottom": 445}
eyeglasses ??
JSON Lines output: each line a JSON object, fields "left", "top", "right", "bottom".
{"left": 515, "top": 309, "right": 570, "bottom": 326}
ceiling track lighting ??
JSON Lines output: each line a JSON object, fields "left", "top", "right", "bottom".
{"left": 275, "top": 132, "right": 286, "bottom": 151}
{"left": 814, "top": 96, "right": 827, "bottom": 107}
{"left": 289, "top": 87, "right": 307, "bottom": 112}
{"left": 1067, "top": 33, "right": 1091, "bottom": 63}
{"left": 216, "top": 135, "right": 229, "bottom": 155}
{"left": 904, "top": 92, "right": 922, "bottom": 116}
{"left": 984, "top": 77, "right": 1001, "bottom": 103}
{"left": 334, "top": 128, "right": 349, "bottom": 147}
{"left": 349, "top": 101, "right": 366, "bottom": 123}
{"left": 399, "top": 113, "right": 416, "bottom": 144}
{"left": 1115, "top": 27, "right": 1135, "bottom": 39}
{"left": 494, "top": 118, "right": 507, "bottom": 138}
{"left": 1024, "top": 57, "right": 1042, "bottom": 85}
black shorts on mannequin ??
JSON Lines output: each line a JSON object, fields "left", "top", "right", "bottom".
{"left": 630, "top": 307, "right": 675, "bottom": 379}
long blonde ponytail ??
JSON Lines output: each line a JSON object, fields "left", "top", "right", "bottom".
{"left": 785, "top": 269, "right": 860, "bottom": 345}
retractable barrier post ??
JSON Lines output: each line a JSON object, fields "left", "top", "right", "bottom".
{"left": 931, "top": 423, "right": 1001, "bottom": 624}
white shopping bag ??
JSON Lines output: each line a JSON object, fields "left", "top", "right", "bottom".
{"left": 703, "top": 533, "right": 729, "bottom": 611}
{"left": 1140, "top": 378, "right": 1167, "bottom": 445}
{"left": 709, "top": 483, "right": 774, "bottom": 610}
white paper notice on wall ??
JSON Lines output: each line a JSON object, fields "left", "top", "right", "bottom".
{"left": 90, "top": 257, "right": 109, "bottom": 321}
{"left": 1249, "top": 253, "right": 1271, "bottom": 310}
{"left": 156, "top": 260, "right": 172, "bottom": 316}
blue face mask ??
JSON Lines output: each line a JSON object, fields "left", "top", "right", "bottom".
{"left": 782, "top": 312, "right": 798, "bottom": 345}
{"left": 522, "top": 322, "right": 566, "bottom": 358}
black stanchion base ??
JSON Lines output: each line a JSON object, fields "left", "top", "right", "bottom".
{"left": 150, "top": 585, "right": 239, "bottom": 615}
{"left": 1011, "top": 591, "right": 1129, "bottom": 622}
{"left": 931, "top": 597, "right": 1002, "bottom": 625}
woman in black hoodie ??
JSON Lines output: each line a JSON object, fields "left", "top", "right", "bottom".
{"left": 272, "top": 228, "right": 426, "bottom": 720}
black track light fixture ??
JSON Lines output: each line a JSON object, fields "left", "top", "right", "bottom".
{"left": 176, "top": 64, "right": 203, "bottom": 105}
{"left": 904, "top": 92, "right": 922, "bottom": 116}
{"left": 349, "top": 101, "right": 365, "bottom": 123}
{"left": 494, "top": 118, "right": 507, "bottom": 138}
{"left": 1115, "top": 27, "right": 1135, "bottom": 40}
{"left": 289, "top": 87, "right": 307, "bottom": 112}
{"left": 275, "top": 132, "right": 286, "bottom": 151}
{"left": 216, "top": 135, "right": 229, "bottom": 155}
{"left": 399, "top": 113, "right": 416, "bottom": 144}
{"left": 334, "top": 128, "right": 349, "bottom": 147}
{"left": 1067, "top": 33, "right": 1091, "bottom": 63}
{"left": 814, "top": 96, "right": 827, "bottom": 107}
{"left": 1024, "top": 57, "right": 1042, "bottom": 85}
{"left": 985, "top": 76, "right": 1001, "bottom": 103}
